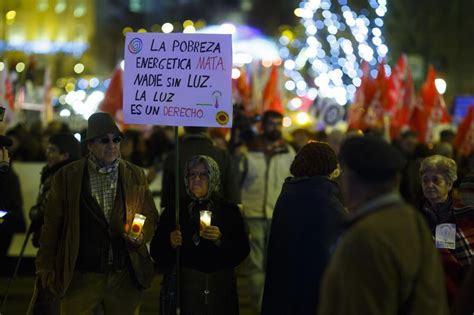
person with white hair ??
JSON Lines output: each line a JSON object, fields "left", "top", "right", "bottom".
{"left": 420, "top": 154, "right": 474, "bottom": 306}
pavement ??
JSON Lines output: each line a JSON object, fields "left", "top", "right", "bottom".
{"left": 0, "top": 259, "right": 260, "bottom": 315}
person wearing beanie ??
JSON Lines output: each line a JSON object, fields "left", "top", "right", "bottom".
{"left": 34, "top": 112, "right": 158, "bottom": 315}
{"left": 318, "top": 136, "right": 448, "bottom": 315}
{"left": 262, "top": 141, "right": 344, "bottom": 315}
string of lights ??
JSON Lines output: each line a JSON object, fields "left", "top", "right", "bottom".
{"left": 280, "top": 0, "right": 390, "bottom": 107}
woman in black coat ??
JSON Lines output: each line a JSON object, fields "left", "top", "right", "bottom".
{"left": 151, "top": 155, "right": 249, "bottom": 315}
{"left": 261, "top": 141, "right": 344, "bottom": 315}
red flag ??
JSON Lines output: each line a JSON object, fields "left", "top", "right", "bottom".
{"left": 4, "top": 77, "right": 15, "bottom": 111}
{"left": 235, "top": 67, "right": 252, "bottom": 111}
{"left": 387, "top": 55, "right": 408, "bottom": 115}
{"left": 420, "top": 65, "right": 438, "bottom": 113}
{"left": 362, "top": 62, "right": 387, "bottom": 130}
{"left": 348, "top": 62, "right": 372, "bottom": 129}
{"left": 410, "top": 65, "right": 451, "bottom": 142}
{"left": 454, "top": 105, "right": 474, "bottom": 156}
{"left": 262, "top": 65, "right": 283, "bottom": 114}
{"left": 99, "top": 67, "right": 123, "bottom": 118}
{"left": 390, "top": 60, "right": 416, "bottom": 138}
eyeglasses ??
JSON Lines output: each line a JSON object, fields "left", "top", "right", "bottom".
{"left": 94, "top": 136, "right": 122, "bottom": 144}
{"left": 188, "top": 171, "right": 209, "bottom": 180}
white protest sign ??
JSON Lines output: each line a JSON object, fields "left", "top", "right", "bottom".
{"left": 123, "top": 33, "right": 233, "bottom": 127}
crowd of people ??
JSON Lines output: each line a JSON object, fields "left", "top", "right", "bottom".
{"left": 0, "top": 109, "right": 473, "bottom": 315}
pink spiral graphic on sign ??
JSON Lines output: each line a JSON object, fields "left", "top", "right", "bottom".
{"left": 128, "top": 38, "right": 143, "bottom": 54}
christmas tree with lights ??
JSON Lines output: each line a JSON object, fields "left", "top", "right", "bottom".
{"left": 280, "top": 0, "right": 389, "bottom": 108}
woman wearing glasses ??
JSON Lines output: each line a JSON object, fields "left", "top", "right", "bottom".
{"left": 151, "top": 155, "right": 249, "bottom": 315}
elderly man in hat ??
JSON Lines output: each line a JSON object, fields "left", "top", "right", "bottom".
{"left": 318, "top": 136, "right": 448, "bottom": 315}
{"left": 35, "top": 113, "right": 158, "bottom": 314}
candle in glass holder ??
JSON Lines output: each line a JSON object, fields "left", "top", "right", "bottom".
{"left": 129, "top": 213, "right": 146, "bottom": 239}
{"left": 200, "top": 210, "right": 212, "bottom": 227}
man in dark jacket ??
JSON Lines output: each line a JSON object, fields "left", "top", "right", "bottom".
{"left": 262, "top": 141, "right": 344, "bottom": 315}
{"left": 161, "top": 127, "right": 240, "bottom": 209}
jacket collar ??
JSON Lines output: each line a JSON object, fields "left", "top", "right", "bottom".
{"left": 346, "top": 192, "right": 404, "bottom": 226}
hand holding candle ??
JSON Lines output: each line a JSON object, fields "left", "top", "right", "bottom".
{"left": 200, "top": 210, "right": 212, "bottom": 228}
{"left": 129, "top": 213, "right": 146, "bottom": 240}
{"left": 199, "top": 210, "right": 221, "bottom": 241}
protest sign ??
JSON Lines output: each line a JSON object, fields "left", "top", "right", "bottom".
{"left": 123, "top": 33, "right": 233, "bottom": 127}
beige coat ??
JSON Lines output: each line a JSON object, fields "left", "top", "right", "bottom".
{"left": 318, "top": 194, "right": 448, "bottom": 315}
{"left": 35, "top": 158, "right": 158, "bottom": 296}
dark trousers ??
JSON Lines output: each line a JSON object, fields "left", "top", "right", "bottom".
{"left": 60, "top": 270, "right": 142, "bottom": 315}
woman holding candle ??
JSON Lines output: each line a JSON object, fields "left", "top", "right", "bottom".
{"left": 151, "top": 155, "right": 250, "bottom": 315}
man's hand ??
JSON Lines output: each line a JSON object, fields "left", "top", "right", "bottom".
{"left": 123, "top": 232, "right": 144, "bottom": 249}
{"left": 170, "top": 230, "right": 182, "bottom": 248}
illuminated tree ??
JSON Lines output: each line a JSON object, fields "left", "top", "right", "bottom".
{"left": 280, "top": 0, "right": 389, "bottom": 107}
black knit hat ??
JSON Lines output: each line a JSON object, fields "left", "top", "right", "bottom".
{"left": 85, "top": 112, "right": 123, "bottom": 141}
{"left": 49, "top": 133, "right": 81, "bottom": 160}
{"left": 290, "top": 141, "right": 338, "bottom": 177}
{"left": 339, "top": 135, "right": 406, "bottom": 181}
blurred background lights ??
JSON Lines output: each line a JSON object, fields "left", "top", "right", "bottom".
{"left": 122, "top": 27, "right": 133, "bottom": 35}
{"left": 289, "top": 97, "right": 303, "bottom": 110}
{"left": 16, "top": 62, "right": 25, "bottom": 72}
{"left": 183, "top": 20, "right": 194, "bottom": 28}
{"left": 89, "top": 77, "right": 99, "bottom": 88}
{"left": 220, "top": 23, "right": 237, "bottom": 34}
{"left": 231, "top": 68, "right": 241, "bottom": 79}
{"left": 285, "top": 80, "right": 296, "bottom": 91}
{"left": 296, "top": 112, "right": 310, "bottom": 125}
{"left": 162, "top": 23, "right": 174, "bottom": 33}
{"left": 77, "top": 78, "right": 89, "bottom": 89}
{"left": 183, "top": 25, "right": 196, "bottom": 33}
{"left": 65, "top": 82, "right": 75, "bottom": 92}
{"left": 435, "top": 78, "right": 447, "bottom": 95}
{"left": 59, "top": 109, "right": 71, "bottom": 117}
{"left": 280, "top": 0, "right": 389, "bottom": 105}
{"left": 6, "top": 10, "right": 16, "bottom": 20}
{"left": 74, "top": 63, "right": 84, "bottom": 74}
{"left": 262, "top": 59, "right": 273, "bottom": 67}
{"left": 283, "top": 116, "right": 293, "bottom": 127}
{"left": 0, "top": 62, "right": 4, "bottom": 71}
{"left": 55, "top": 3, "right": 66, "bottom": 13}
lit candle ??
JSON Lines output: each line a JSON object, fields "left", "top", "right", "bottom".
{"left": 200, "top": 210, "right": 212, "bottom": 227}
{"left": 129, "top": 213, "right": 146, "bottom": 239}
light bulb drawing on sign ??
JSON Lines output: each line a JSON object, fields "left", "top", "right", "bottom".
{"left": 212, "top": 91, "right": 222, "bottom": 109}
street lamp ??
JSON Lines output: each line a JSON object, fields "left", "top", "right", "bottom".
{"left": 435, "top": 78, "right": 447, "bottom": 95}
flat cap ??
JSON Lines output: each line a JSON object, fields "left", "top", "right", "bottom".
{"left": 339, "top": 136, "right": 406, "bottom": 181}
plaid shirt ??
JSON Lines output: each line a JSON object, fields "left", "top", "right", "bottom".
{"left": 87, "top": 155, "right": 119, "bottom": 223}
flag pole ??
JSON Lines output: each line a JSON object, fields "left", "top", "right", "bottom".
{"left": 174, "top": 125, "right": 181, "bottom": 315}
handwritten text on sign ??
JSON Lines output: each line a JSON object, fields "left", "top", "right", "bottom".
{"left": 123, "top": 33, "right": 232, "bottom": 127}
